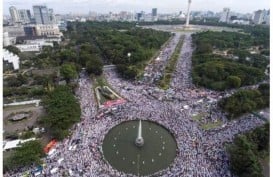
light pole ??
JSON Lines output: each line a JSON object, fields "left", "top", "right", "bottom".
{"left": 127, "top": 52, "right": 131, "bottom": 63}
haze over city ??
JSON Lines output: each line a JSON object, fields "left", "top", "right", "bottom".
{"left": 3, "top": 0, "right": 270, "bottom": 15}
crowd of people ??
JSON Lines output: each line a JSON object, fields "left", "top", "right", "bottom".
{"left": 6, "top": 31, "right": 267, "bottom": 177}
{"left": 143, "top": 33, "right": 181, "bottom": 85}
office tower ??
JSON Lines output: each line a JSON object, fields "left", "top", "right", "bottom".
{"left": 18, "top": 9, "right": 31, "bottom": 24}
{"left": 48, "top": 8, "right": 56, "bottom": 24}
{"left": 137, "top": 13, "right": 142, "bottom": 21}
{"left": 219, "top": 8, "right": 230, "bottom": 23}
{"left": 33, "top": 5, "right": 50, "bottom": 24}
{"left": 26, "top": 10, "right": 32, "bottom": 20}
{"left": 152, "top": 8, "right": 157, "bottom": 17}
{"left": 265, "top": 10, "right": 270, "bottom": 25}
{"left": 152, "top": 8, "right": 158, "bottom": 21}
{"left": 253, "top": 9, "right": 269, "bottom": 25}
{"left": 9, "top": 6, "right": 21, "bottom": 23}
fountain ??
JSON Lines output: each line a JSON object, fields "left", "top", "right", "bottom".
{"left": 135, "top": 120, "right": 144, "bottom": 147}
{"left": 102, "top": 120, "right": 177, "bottom": 176}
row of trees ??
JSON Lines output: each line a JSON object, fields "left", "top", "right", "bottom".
{"left": 139, "top": 19, "right": 269, "bottom": 49}
{"left": 228, "top": 123, "right": 269, "bottom": 177}
{"left": 41, "top": 85, "right": 81, "bottom": 140}
{"left": 193, "top": 31, "right": 254, "bottom": 50}
{"left": 219, "top": 84, "right": 269, "bottom": 119}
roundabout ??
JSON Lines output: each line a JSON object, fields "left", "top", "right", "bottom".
{"left": 102, "top": 120, "right": 177, "bottom": 176}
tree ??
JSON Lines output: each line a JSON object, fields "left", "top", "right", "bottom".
{"left": 219, "top": 89, "right": 267, "bottom": 119}
{"left": 196, "top": 42, "right": 213, "bottom": 54}
{"left": 41, "top": 86, "right": 81, "bottom": 140}
{"left": 4, "top": 140, "right": 44, "bottom": 172}
{"left": 227, "top": 76, "right": 241, "bottom": 88}
{"left": 86, "top": 57, "right": 103, "bottom": 75}
{"left": 60, "top": 63, "right": 78, "bottom": 83}
{"left": 79, "top": 52, "right": 92, "bottom": 66}
{"left": 228, "top": 135, "right": 263, "bottom": 177}
{"left": 58, "top": 49, "right": 77, "bottom": 64}
{"left": 5, "top": 45, "right": 21, "bottom": 55}
{"left": 247, "top": 123, "right": 269, "bottom": 153}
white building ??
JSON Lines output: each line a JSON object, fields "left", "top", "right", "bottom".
{"left": 26, "top": 39, "right": 54, "bottom": 47}
{"left": 3, "top": 32, "right": 10, "bottom": 46}
{"left": 15, "top": 38, "right": 54, "bottom": 52}
{"left": 15, "top": 44, "right": 40, "bottom": 52}
{"left": 3, "top": 49, "right": 20, "bottom": 70}
{"left": 231, "top": 19, "right": 250, "bottom": 25}
{"left": 3, "top": 25, "right": 25, "bottom": 38}
{"left": 219, "top": 8, "right": 230, "bottom": 23}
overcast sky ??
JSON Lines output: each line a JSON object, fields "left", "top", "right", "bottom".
{"left": 3, "top": 0, "right": 270, "bottom": 15}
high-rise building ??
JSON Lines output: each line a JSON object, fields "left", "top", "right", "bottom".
{"left": 26, "top": 10, "right": 32, "bottom": 20}
{"left": 152, "top": 8, "right": 158, "bottom": 21}
{"left": 253, "top": 9, "right": 269, "bottom": 25}
{"left": 18, "top": 9, "right": 31, "bottom": 24}
{"left": 33, "top": 5, "right": 50, "bottom": 24}
{"left": 219, "top": 8, "right": 230, "bottom": 23}
{"left": 48, "top": 8, "right": 56, "bottom": 23}
{"left": 265, "top": 10, "right": 270, "bottom": 25}
{"left": 9, "top": 6, "right": 21, "bottom": 23}
{"left": 152, "top": 8, "right": 157, "bottom": 17}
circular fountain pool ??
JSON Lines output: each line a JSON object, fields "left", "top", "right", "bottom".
{"left": 102, "top": 120, "right": 177, "bottom": 176}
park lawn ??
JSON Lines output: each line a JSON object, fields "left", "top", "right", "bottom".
{"left": 192, "top": 113, "right": 207, "bottom": 122}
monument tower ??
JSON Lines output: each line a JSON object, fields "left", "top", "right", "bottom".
{"left": 185, "top": 0, "right": 192, "bottom": 27}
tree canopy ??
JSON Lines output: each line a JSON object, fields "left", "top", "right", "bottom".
{"left": 41, "top": 85, "right": 81, "bottom": 140}
{"left": 65, "top": 21, "right": 171, "bottom": 79}
{"left": 60, "top": 63, "right": 78, "bottom": 82}
{"left": 219, "top": 85, "right": 269, "bottom": 119}
{"left": 86, "top": 56, "right": 103, "bottom": 75}
{"left": 4, "top": 45, "right": 21, "bottom": 55}
{"left": 192, "top": 30, "right": 267, "bottom": 91}
{"left": 4, "top": 140, "right": 44, "bottom": 172}
{"left": 228, "top": 123, "right": 269, "bottom": 177}
{"left": 228, "top": 135, "right": 263, "bottom": 177}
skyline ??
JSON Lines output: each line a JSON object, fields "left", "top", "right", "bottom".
{"left": 3, "top": 0, "right": 270, "bottom": 15}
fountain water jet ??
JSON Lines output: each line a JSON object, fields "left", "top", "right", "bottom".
{"left": 135, "top": 120, "right": 144, "bottom": 147}
{"left": 102, "top": 120, "right": 177, "bottom": 176}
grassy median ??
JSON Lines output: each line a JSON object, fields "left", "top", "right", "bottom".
{"left": 158, "top": 35, "right": 184, "bottom": 90}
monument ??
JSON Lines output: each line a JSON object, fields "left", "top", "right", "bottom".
{"left": 185, "top": 0, "right": 192, "bottom": 27}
